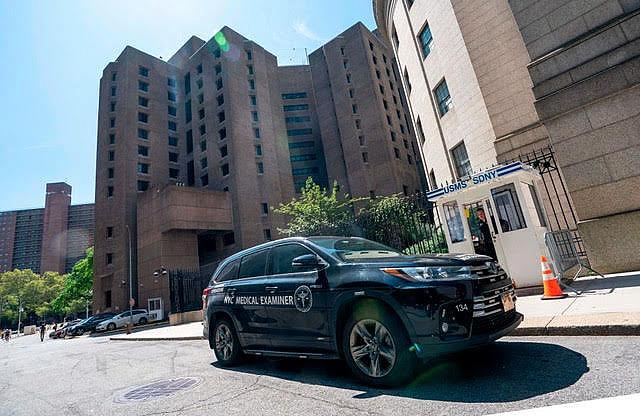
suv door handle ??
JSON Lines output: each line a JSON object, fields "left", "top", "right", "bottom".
{"left": 265, "top": 286, "right": 278, "bottom": 293}
{"left": 225, "top": 288, "right": 237, "bottom": 294}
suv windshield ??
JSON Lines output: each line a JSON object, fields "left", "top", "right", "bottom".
{"left": 310, "top": 237, "right": 403, "bottom": 262}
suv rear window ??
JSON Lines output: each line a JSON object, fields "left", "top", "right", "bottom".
{"left": 238, "top": 249, "right": 269, "bottom": 279}
{"left": 215, "top": 259, "right": 239, "bottom": 283}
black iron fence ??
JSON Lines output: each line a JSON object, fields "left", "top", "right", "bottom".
{"left": 168, "top": 269, "right": 210, "bottom": 314}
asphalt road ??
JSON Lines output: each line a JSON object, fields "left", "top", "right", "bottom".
{"left": 1, "top": 334, "right": 639, "bottom": 416}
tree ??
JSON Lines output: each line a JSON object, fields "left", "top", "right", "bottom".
{"left": 274, "top": 178, "right": 362, "bottom": 237}
{"left": 0, "top": 269, "right": 65, "bottom": 326}
{"left": 51, "top": 247, "right": 94, "bottom": 316}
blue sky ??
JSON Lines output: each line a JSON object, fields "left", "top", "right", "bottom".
{"left": 0, "top": 0, "right": 376, "bottom": 211}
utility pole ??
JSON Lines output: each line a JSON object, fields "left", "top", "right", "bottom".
{"left": 17, "top": 299, "right": 23, "bottom": 337}
{"left": 126, "top": 225, "right": 133, "bottom": 334}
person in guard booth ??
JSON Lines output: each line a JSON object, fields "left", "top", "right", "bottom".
{"left": 476, "top": 208, "right": 497, "bottom": 260}
{"left": 40, "top": 323, "right": 46, "bottom": 342}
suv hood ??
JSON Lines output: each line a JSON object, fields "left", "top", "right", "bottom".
{"left": 344, "top": 253, "right": 493, "bottom": 268}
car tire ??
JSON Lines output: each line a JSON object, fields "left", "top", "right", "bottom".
{"left": 212, "top": 319, "right": 243, "bottom": 367}
{"left": 138, "top": 317, "right": 148, "bottom": 325}
{"left": 342, "top": 305, "right": 416, "bottom": 387}
{"left": 77, "top": 328, "right": 84, "bottom": 336}
{"left": 107, "top": 323, "right": 116, "bottom": 331}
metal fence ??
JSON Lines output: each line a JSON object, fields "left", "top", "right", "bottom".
{"left": 168, "top": 269, "right": 211, "bottom": 314}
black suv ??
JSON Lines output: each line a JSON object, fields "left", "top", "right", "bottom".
{"left": 67, "top": 313, "right": 116, "bottom": 336}
{"left": 203, "top": 236, "right": 522, "bottom": 386}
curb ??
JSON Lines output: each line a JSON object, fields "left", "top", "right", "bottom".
{"left": 90, "top": 321, "right": 169, "bottom": 338}
{"left": 511, "top": 324, "right": 640, "bottom": 336}
{"left": 110, "top": 335, "right": 204, "bottom": 341}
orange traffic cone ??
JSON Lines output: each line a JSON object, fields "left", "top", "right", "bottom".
{"left": 540, "top": 255, "right": 567, "bottom": 300}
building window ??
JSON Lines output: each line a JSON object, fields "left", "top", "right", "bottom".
{"left": 109, "top": 134, "right": 115, "bottom": 145}
{"left": 219, "top": 128, "right": 227, "bottom": 140}
{"left": 197, "top": 63, "right": 203, "bottom": 74}
{"left": 250, "top": 95, "right": 257, "bottom": 105}
{"left": 251, "top": 111, "right": 259, "bottom": 122}
{"left": 386, "top": 115, "right": 392, "bottom": 125}
{"left": 186, "top": 130, "right": 193, "bottom": 153}
{"left": 106, "top": 226, "right": 113, "bottom": 238}
{"left": 285, "top": 116, "right": 311, "bottom": 123}
{"left": 215, "top": 64, "right": 222, "bottom": 75}
{"left": 355, "top": 119, "right": 361, "bottom": 129}
{"left": 255, "top": 144, "right": 262, "bottom": 156}
{"left": 168, "top": 106, "right": 177, "bottom": 117}
{"left": 201, "top": 174, "right": 209, "bottom": 187}
{"left": 218, "top": 111, "right": 225, "bottom": 123}
{"left": 246, "top": 50, "right": 253, "bottom": 60}
{"left": 138, "top": 145, "right": 149, "bottom": 156}
{"left": 217, "top": 94, "right": 224, "bottom": 106}
{"left": 168, "top": 91, "right": 176, "bottom": 102}
{"left": 400, "top": 124, "right": 406, "bottom": 134}
{"left": 247, "top": 65, "right": 254, "bottom": 75}
{"left": 107, "top": 186, "right": 114, "bottom": 197}
{"left": 214, "top": 48, "right": 221, "bottom": 58}
{"left": 197, "top": 93, "right": 204, "bottom": 104}
{"left": 221, "top": 163, "right": 229, "bottom": 176}
{"left": 200, "top": 157, "right": 208, "bottom": 169}
{"left": 379, "top": 84, "right": 385, "bottom": 95}
{"left": 383, "top": 100, "right": 388, "bottom": 110}
{"left": 369, "top": 41, "right": 374, "bottom": 51}
{"left": 111, "top": 86, "right": 116, "bottom": 97}
{"left": 408, "top": 154, "right": 413, "bottom": 165}
{"left": 107, "top": 168, "right": 114, "bottom": 179}
{"left": 416, "top": 117, "right": 425, "bottom": 144}
{"left": 169, "top": 168, "right": 179, "bottom": 179}
{"left": 184, "top": 72, "right": 191, "bottom": 95}
{"left": 287, "top": 128, "right": 312, "bottom": 136}
{"left": 257, "top": 162, "right": 264, "bottom": 174}
{"left": 261, "top": 203, "right": 269, "bottom": 215}
{"left": 263, "top": 229, "right": 272, "bottom": 241}
{"left": 167, "top": 77, "right": 176, "bottom": 88}
{"left": 404, "top": 68, "right": 411, "bottom": 93}
{"left": 254, "top": 128, "right": 261, "bottom": 138}
{"left": 109, "top": 118, "right": 115, "bottom": 128}
{"left": 451, "top": 142, "right": 472, "bottom": 178}
{"left": 283, "top": 104, "right": 309, "bottom": 112}
{"left": 340, "top": 46, "right": 345, "bottom": 55}
{"left": 390, "top": 131, "right": 396, "bottom": 142}
{"left": 169, "top": 152, "right": 179, "bottom": 163}
{"left": 137, "top": 180, "right": 149, "bottom": 192}
{"left": 434, "top": 79, "right": 452, "bottom": 116}
{"left": 199, "top": 108, "right": 205, "bottom": 120}
{"left": 137, "top": 162, "right": 149, "bottom": 174}
{"left": 138, "top": 81, "right": 148, "bottom": 92}
{"left": 248, "top": 79, "right": 255, "bottom": 90}
{"left": 394, "top": 148, "right": 400, "bottom": 159}
{"left": 343, "top": 59, "right": 348, "bottom": 69}
{"left": 108, "top": 150, "right": 115, "bottom": 161}
{"left": 168, "top": 136, "right": 178, "bottom": 147}
{"left": 348, "top": 89, "right": 354, "bottom": 98}
{"left": 419, "top": 23, "right": 434, "bottom": 58}
{"left": 369, "top": 190, "right": 375, "bottom": 198}
{"left": 281, "top": 92, "right": 307, "bottom": 100}
{"left": 346, "top": 73, "right": 352, "bottom": 83}
{"left": 110, "top": 102, "right": 116, "bottom": 112}
{"left": 352, "top": 104, "right": 358, "bottom": 114}
{"left": 111, "top": 73, "right": 117, "bottom": 82}
{"left": 358, "top": 135, "right": 365, "bottom": 146}
{"left": 403, "top": 138, "right": 408, "bottom": 149}
{"left": 138, "top": 96, "right": 148, "bottom": 107}
{"left": 376, "top": 69, "right": 381, "bottom": 79}
{"left": 138, "top": 66, "right": 149, "bottom": 77}
{"left": 220, "top": 145, "right": 228, "bottom": 157}
{"left": 106, "top": 253, "right": 113, "bottom": 265}
{"left": 362, "top": 152, "right": 368, "bottom": 163}
{"left": 199, "top": 124, "right": 206, "bottom": 135}
{"left": 200, "top": 140, "right": 207, "bottom": 152}
{"left": 185, "top": 100, "right": 192, "bottom": 123}
{"left": 372, "top": 55, "right": 377, "bottom": 65}
{"left": 430, "top": 170, "right": 437, "bottom": 189}
{"left": 216, "top": 78, "right": 223, "bottom": 90}
{"left": 168, "top": 121, "right": 177, "bottom": 131}
{"left": 138, "top": 112, "right": 148, "bottom": 123}
{"left": 403, "top": 185, "right": 409, "bottom": 196}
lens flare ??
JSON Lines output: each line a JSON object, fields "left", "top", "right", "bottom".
{"left": 214, "top": 31, "right": 230, "bottom": 52}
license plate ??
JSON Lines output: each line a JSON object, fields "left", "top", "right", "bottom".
{"left": 501, "top": 293, "right": 515, "bottom": 312}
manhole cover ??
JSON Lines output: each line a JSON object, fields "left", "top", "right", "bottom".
{"left": 115, "top": 377, "right": 201, "bottom": 403}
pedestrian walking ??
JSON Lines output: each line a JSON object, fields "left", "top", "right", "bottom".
{"left": 40, "top": 323, "right": 46, "bottom": 342}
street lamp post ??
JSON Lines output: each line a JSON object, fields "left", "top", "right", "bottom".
{"left": 17, "top": 299, "right": 23, "bottom": 337}
{"left": 126, "top": 225, "right": 133, "bottom": 334}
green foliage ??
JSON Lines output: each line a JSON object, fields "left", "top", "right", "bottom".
{"left": 0, "top": 269, "right": 65, "bottom": 326}
{"left": 274, "top": 178, "right": 362, "bottom": 237}
{"left": 51, "top": 247, "right": 94, "bottom": 315}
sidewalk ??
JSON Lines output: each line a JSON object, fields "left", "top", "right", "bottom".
{"left": 513, "top": 271, "right": 640, "bottom": 335}
{"left": 109, "top": 271, "right": 640, "bottom": 341}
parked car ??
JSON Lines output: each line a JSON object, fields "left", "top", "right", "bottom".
{"left": 95, "top": 310, "right": 149, "bottom": 331}
{"left": 50, "top": 319, "right": 82, "bottom": 339}
{"left": 203, "top": 236, "right": 522, "bottom": 387}
{"left": 67, "top": 313, "right": 116, "bottom": 336}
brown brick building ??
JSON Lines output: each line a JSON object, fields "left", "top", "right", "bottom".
{"left": 94, "top": 24, "right": 423, "bottom": 315}
{"left": 0, "top": 182, "right": 94, "bottom": 274}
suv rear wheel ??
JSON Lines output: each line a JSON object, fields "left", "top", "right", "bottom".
{"left": 212, "top": 319, "right": 243, "bottom": 366}
{"left": 342, "top": 308, "right": 416, "bottom": 387}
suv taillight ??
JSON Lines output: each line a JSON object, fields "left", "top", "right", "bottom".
{"left": 202, "top": 287, "right": 213, "bottom": 310}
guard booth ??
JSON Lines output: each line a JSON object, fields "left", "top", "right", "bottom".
{"left": 427, "top": 162, "right": 549, "bottom": 288}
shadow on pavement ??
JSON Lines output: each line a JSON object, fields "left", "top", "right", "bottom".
{"left": 212, "top": 340, "right": 589, "bottom": 402}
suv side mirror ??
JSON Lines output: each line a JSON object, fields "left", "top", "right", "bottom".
{"left": 291, "top": 254, "right": 323, "bottom": 269}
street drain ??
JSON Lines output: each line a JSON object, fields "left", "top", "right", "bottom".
{"left": 115, "top": 377, "right": 201, "bottom": 403}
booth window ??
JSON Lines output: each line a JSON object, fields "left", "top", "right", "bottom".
{"left": 443, "top": 201, "right": 465, "bottom": 243}
{"left": 523, "top": 183, "right": 547, "bottom": 227}
{"left": 451, "top": 142, "right": 472, "bottom": 178}
{"left": 491, "top": 184, "right": 526, "bottom": 232}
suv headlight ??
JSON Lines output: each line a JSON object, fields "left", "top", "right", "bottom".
{"left": 382, "top": 266, "right": 472, "bottom": 282}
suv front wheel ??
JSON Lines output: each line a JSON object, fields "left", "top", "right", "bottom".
{"left": 342, "top": 309, "right": 416, "bottom": 387}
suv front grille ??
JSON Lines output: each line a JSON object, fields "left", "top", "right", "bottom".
{"left": 471, "top": 263, "right": 516, "bottom": 331}
{"left": 472, "top": 309, "right": 517, "bottom": 335}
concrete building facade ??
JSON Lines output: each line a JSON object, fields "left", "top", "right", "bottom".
{"left": 0, "top": 182, "right": 94, "bottom": 274}
{"left": 506, "top": 0, "right": 640, "bottom": 272}
{"left": 94, "top": 24, "right": 423, "bottom": 314}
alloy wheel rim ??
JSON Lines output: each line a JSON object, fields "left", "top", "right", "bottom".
{"left": 215, "top": 324, "right": 233, "bottom": 360}
{"left": 349, "top": 319, "right": 396, "bottom": 378}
